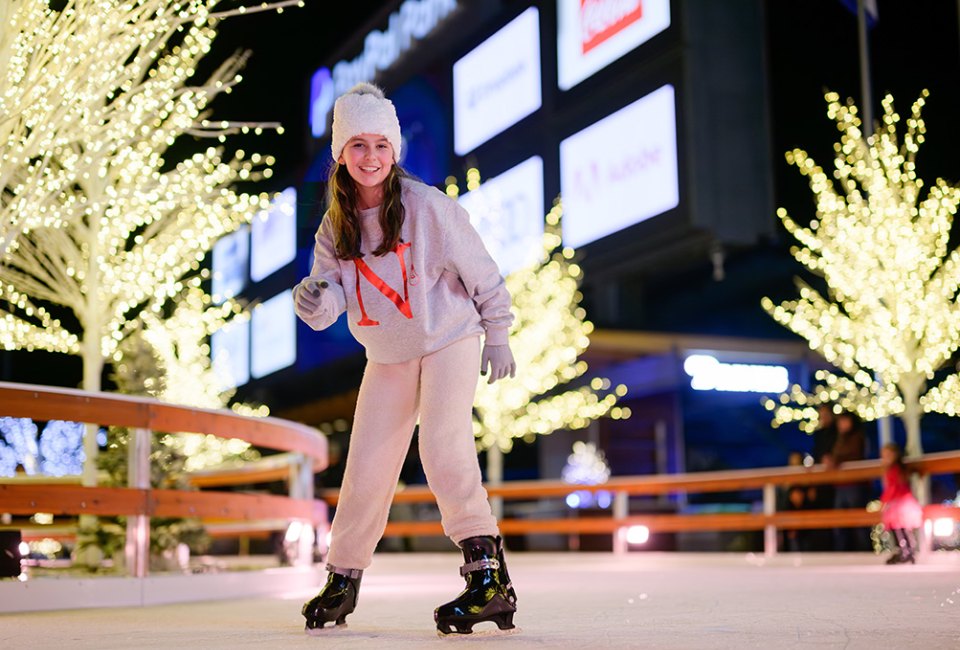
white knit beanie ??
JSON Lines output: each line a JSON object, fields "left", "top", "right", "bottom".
{"left": 331, "top": 82, "right": 402, "bottom": 162}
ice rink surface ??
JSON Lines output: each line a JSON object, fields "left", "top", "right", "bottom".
{"left": 2, "top": 551, "right": 960, "bottom": 649}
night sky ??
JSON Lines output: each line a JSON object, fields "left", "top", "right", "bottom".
{"left": 765, "top": 1, "right": 960, "bottom": 217}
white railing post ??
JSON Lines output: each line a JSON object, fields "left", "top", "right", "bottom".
{"left": 487, "top": 445, "right": 504, "bottom": 520}
{"left": 289, "top": 452, "right": 315, "bottom": 567}
{"left": 613, "top": 490, "right": 628, "bottom": 555}
{"left": 763, "top": 482, "right": 777, "bottom": 557}
{"left": 125, "top": 427, "right": 151, "bottom": 578}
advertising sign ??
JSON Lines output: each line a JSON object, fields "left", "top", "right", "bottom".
{"left": 453, "top": 7, "right": 542, "bottom": 155}
{"left": 458, "top": 156, "right": 545, "bottom": 275}
{"left": 211, "top": 318, "right": 250, "bottom": 389}
{"left": 250, "top": 187, "right": 297, "bottom": 283}
{"left": 559, "top": 84, "right": 679, "bottom": 248}
{"left": 557, "top": 0, "right": 671, "bottom": 90}
{"left": 251, "top": 290, "right": 297, "bottom": 379}
{"left": 212, "top": 225, "right": 249, "bottom": 304}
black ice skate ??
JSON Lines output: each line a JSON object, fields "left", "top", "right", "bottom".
{"left": 302, "top": 565, "right": 362, "bottom": 633}
{"left": 434, "top": 535, "right": 517, "bottom": 635}
{"left": 495, "top": 535, "right": 517, "bottom": 607}
{"left": 891, "top": 528, "right": 917, "bottom": 565}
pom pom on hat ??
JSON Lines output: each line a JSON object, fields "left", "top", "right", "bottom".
{"left": 331, "top": 82, "right": 402, "bottom": 162}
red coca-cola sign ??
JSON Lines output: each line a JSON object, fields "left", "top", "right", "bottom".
{"left": 580, "top": 0, "right": 643, "bottom": 54}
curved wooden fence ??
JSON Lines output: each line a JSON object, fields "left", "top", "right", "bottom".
{"left": 0, "top": 381, "right": 328, "bottom": 576}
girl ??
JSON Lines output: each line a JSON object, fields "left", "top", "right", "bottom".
{"left": 294, "top": 82, "right": 518, "bottom": 635}
{"left": 879, "top": 442, "right": 923, "bottom": 564}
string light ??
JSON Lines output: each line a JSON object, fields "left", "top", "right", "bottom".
{"left": 562, "top": 441, "right": 611, "bottom": 485}
{"left": 762, "top": 90, "right": 960, "bottom": 456}
{"left": 111, "top": 286, "right": 267, "bottom": 471}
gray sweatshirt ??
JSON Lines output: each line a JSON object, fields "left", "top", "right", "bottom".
{"left": 294, "top": 178, "right": 514, "bottom": 363}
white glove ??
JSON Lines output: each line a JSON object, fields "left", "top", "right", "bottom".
{"left": 480, "top": 343, "right": 516, "bottom": 385}
{"left": 295, "top": 278, "right": 328, "bottom": 316}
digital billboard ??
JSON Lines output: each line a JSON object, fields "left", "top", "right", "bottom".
{"left": 453, "top": 6, "right": 542, "bottom": 155}
{"left": 557, "top": 0, "right": 671, "bottom": 90}
{"left": 250, "top": 290, "right": 297, "bottom": 379}
{"left": 211, "top": 317, "right": 250, "bottom": 389}
{"left": 251, "top": 186, "right": 297, "bottom": 283}
{"left": 559, "top": 83, "right": 679, "bottom": 248}
{"left": 211, "top": 225, "right": 249, "bottom": 304}
{"left": 458, "top": 156, "right": 545, "bottom": 275}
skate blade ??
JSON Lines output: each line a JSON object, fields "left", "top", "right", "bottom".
{"left": 437, "top": 626, "right": 521, "bottom": 639}
{"left": 305, "top": 622, "right": 348, "bottom": 636}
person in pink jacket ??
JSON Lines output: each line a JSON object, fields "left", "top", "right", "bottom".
{"left": 295, "top": 82, "right": 518, "bottom": 636}
{"left": 879, "top": 442, "right": 923, "bottom": 564}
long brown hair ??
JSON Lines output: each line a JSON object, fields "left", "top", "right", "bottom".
{"left": 327, "top": 163, "right": 406, "bottom": 260}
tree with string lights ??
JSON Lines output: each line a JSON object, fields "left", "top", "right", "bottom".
{"left": 762, "top": 90, "right": 960, "bottom": 462}
{"left": 0, "top": 0, "right": 301, "bottom": 485}
{"left": 0, "top": 0, "right": 300, "bottom": 256}
{"left": 111, "top": 285, "right": 266, "bottom": 469}
{"left": 0, "top": 0, "right": 130, "bottom": 256}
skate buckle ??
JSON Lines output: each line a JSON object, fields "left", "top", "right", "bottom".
{"left": 325, "top": 564, "right": 363, "bottom": 580}
{"left": 460, "top": 558, "right": 500, "bottom": 576}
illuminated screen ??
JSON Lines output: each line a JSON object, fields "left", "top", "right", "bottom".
{"left": 559, "top": 84, "right": 679, "bottom": 248}
{"left": 250, "top": 290, "right": 297, "bottom": 379}
{"left": 211, "top": 226, "right": 249, "bottom": 304}
{"left": 211, "top": 318, "right": 250, "bottom": 389}
{"left": 557, "top": 0, "right": 671, "bottom": 90}
{"left": 684, "top": 354, "right": 789, "bottom": 393}
{"left": 458, "top": 156, "right": 545, "bottom": 275}
{"left": 250, "top": 187, "right": 297, "bottom": 283}
{"left": 453, "top": 7, "right": 542, "bottom": 155}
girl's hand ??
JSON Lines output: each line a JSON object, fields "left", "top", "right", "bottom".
{"left": 480, "top": 343, "right": 516, "bottom": 384}
{"left": 295, "top": 279, "right": 328, "bottom": 315}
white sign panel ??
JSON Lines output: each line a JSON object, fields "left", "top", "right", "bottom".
{"left": 211, "top": 318, "right": 250, "bottom": 389}
{"left": 453, "top": 7, "right": 542, "bottom": 155}
{"left": 560, "top": 84, "right": 679, "bottom": 248}
{"left": 251, "top": 186, "right": 297, "bottom": 283}
{"left": 251, "top": 291, "right": 297, "bottom": 379}
{"left": 212, "top": 225, "right": 249, "bottom": 304}
{"left": 557, "top": 0, "right": 671, "bottom": 90}
{"left": 684, "top": 354, "right": 789, "bottom": 393}
{"left": 458, "top": 156, "right": 545, "bottom": 275}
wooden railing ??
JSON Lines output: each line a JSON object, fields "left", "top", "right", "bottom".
{"left": 0, "top": 381, "right": 328, "bottom": 576}
{"left": 321, "top": 450, "right": 960, "bottom": 555}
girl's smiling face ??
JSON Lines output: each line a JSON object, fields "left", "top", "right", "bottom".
{"left": 339, "top": 134, "right": 395, "bottom": 206}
